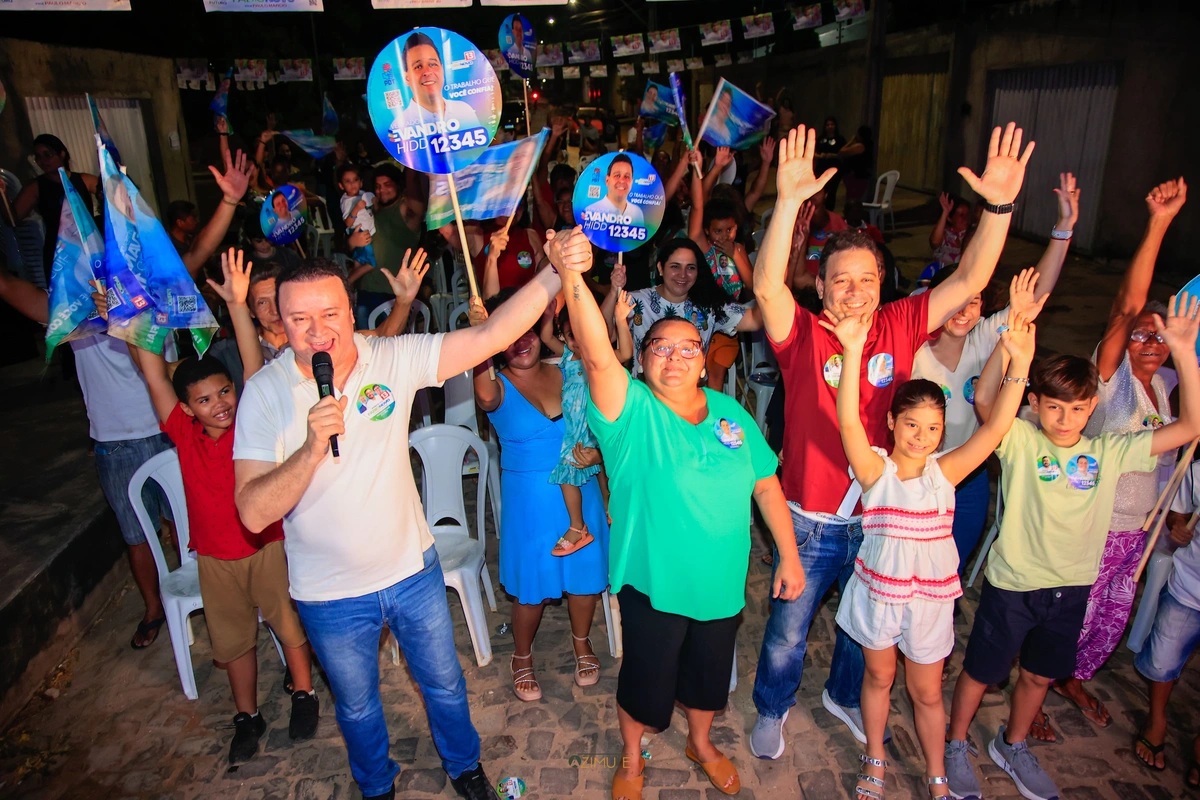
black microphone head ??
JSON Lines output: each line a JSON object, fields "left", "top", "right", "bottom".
{"left": 311, "top": 351, "right": 334, "bottom": 385}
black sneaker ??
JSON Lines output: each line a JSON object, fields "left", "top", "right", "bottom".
{"left": 289, "top": 690, "right": 319, "bottom": 740}
{"left": 229, "top": 711, "right": 266, "bottom": 763}
{"left": 451, "top": 764, "right": 500, "bottom": 800}
{"left": 362, "top": 785, "right": 395, "bottom": 800}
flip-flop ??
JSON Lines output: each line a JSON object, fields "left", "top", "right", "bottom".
{"left": 1029, "top": 711, "right": 1057, "bottom": 744}
{"left": 130, "top": 617, "right": 166, "bottom": 650}
{"left": 686, "top": 745, "right": 741, "bottom": 795}
{"left": 1052, "top": 684, "right": 1112, "bottom": 727}
{"left": 1135, "top": 736, "right": 1167, "bottom": 771}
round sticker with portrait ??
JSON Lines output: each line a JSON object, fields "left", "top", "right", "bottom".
{"left": 1036, "top": 455, "right": 1061, "bottom": 482}
{"left": 823, "top": 353, "right": 843, "bottom": 388}
{"left": 357, "top": 383, "right": 396, "bottom": 421}
{"left": 964, "top": 375, "right": 979, "bottom": 405}
{"left": 573, "top": 151, "right": 665, "bottom": 253}
{"left": 260, "top": 185, "right": 308, "bottom": 245}
{"left": 1066, "top": 454, "right": 1099, "bottom": 490}
{"left": 499, "top": 14, "right": 535, "bottom": 78}
{"left": 867, "top": 353, "right": 895, "bottom": 388}
{"left": 714, "top": 417, "right": 745, "bottom": 449}
{"left": 367, "top": 27, "right": 502, "bottom": 175}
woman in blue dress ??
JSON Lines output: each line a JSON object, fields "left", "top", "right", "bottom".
{"left": 472, "top": 289, "right": 611, "bottom": 702}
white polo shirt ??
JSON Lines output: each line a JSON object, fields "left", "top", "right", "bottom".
{"left": 233, "top": 332, "right": 445, "bottom": 601}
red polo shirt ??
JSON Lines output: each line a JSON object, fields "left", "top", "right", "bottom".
{"left": 771, "top": 293, "right": 931, "bottom": 515}
{"left": 162, "top": 405, "right": 285, "bottom": 560}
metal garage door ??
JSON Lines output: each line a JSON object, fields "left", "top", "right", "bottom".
{"left": 989, "top": 63, "right": 1120, "bottom": 253}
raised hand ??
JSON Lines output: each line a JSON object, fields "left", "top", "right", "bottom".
{"left": 775, "top": 125, "right": 837, "bottom": 206}
{"left": 999, "top": 310, "right": 1036, "bottom": 365}
{"left": 714, "top": 146, "right": 734, "bottom": 170}
{"left": 489, "top": 229, "right": 510, "bottom": 256}
{"left": 1007, "top": 267, "right": 1048, "bottom": 323}
{"left": 1155, "top": 291, "right": 1200, "bottom": 353}
{"left": 795, "top": 200, "right": 816, "bottom": 240}
{"left": 209, "top": 148, "right": 255, "bottom": 203}
{"left": 216, "top": 115, "right": 229, "bottom": 135}
{"left": 817, "top": 306, "right": 872, "bottom": 352}
{"left": 89, "top": 279, "right": 109, "bottom": 321}
{"left": 1147, "top": 177, "right": 1187, "bottom": 220}
{"left": 380, "top": 247, "right": 430, "bottom": 303}
{"left": 956, "top": 122, "right": 1035, "bottom": 206}
{"left": 206, "top": 247, "right": 254, "bottom": 305}
{"left": 687, "top": 148, "right": 703, "bottom": 169}
{"left": 759, "top": 135, "right": 777, "bottom": 167}
{"left": 615, "top": 289, "right": 633, "bottom": 321}
{"left": 551, "top": 116, "right": 569, "bottom": 138}
{"left": 544, "top": 226, "right": 593, "bottom": 274}
{"left": 938, "top": 191, "right": 953, "bottom": 215}
{"left": 610, "top": 261, "right": 627, "bottom": 291}
{"left": 467, "top": 296, "right": 488, "bottom": 327}
{"left": 259, "top": 128, "right": 277, "bottom": 145}
{"left": 1053, "top": 172, "right": 1080, "bottom": 230}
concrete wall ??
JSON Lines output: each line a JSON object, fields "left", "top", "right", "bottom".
{"left": 0, "top": 38, "right": 193, "bottom": 213}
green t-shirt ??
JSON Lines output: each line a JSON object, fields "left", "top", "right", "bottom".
{"left": 587, "top": 372, "right": 777, "bottom": 620}
{"left": 988, "top": 418, "right": 1156, "bottom": 592}
{"left": 359, "top": 201, "right": 421, "bottom": 294}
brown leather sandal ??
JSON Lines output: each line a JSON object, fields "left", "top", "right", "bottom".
{"left": 686, "top": 745, "right": 741, "bottom": 795}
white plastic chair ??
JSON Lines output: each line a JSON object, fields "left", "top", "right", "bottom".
{"left": 966, "top": 481, "right": 1003, "bottom": 588}
{"left": 446, "top": 301, "right": 502, "bottom": 526}
{"left": 410, "top": 425, "right": 497, "bottom": 666}
{"left": 308, "top": 199, "right": 335, "bottom": 258}
{"left": 128, "top": 450, "right": 284, "bottom": 700}
{"left": 863, "top": 170, "right": 899, "bottom": 233}
{"left": 430, "top": 264, "right": 470, "bottom": 333}
{"left": 368, "top": 299, "right": 433, "bottom": 428}
{"left": 1127, "top": 544, "right": 1175, "bottom": 653}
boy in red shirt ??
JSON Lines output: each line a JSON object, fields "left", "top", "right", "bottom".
{"left": 117, "top": 250, "right": 318, "bottom": 765}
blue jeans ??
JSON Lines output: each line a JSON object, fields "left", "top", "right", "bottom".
{"left": 296, "top": 546, "right": 480, "bottom": 796}
{"left": 753, "top": 509, "right": 866, "bottom": 719}
{"left": 952, "top": 468, "right": 991, "bottom": 573}
{"left": 94, "top": 433, "right": 174, "bottom": 545}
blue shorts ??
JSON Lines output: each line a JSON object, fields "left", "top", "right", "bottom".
{"left": 94, "top": 433, "right": 175, "bottom": 546}
{"left": 1135, "top": 586, "right": 1200, "bottom": 683}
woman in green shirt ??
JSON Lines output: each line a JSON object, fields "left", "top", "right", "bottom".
{"left": 551, "top": 227, "right": 805, "bottom": 800}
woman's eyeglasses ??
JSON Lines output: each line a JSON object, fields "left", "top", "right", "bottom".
{"left": 1129, "top": 330, "right": 1165, "bottom": 344}
{"left": 647, "top": 339, "right": 703, "bottom": 359}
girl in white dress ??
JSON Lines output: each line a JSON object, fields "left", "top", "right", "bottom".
{"left": 821, "top": 283, "right": 1038, "bottom": 800}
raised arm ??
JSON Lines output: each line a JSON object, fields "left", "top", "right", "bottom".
{"left": 662, "top": 150, "right": 691, "bottom": 207}
{"left": 366, "top": 248, "right": 428, "bottom": 338}
{"left": 183, "top": 149, "right": 256, "bottom": 278}
{"left": 600, "top": 260, "right": 625, "bottom": 340}
{"left": 1096, "top": 177, "right": 1186, "bottom": 381}
{"left": 753, "top": 125, "right": 836, "bottom": 343}
{"left": 927, "top": 122, "right": 1035, "bottom": 332}
{"left": 1029, "top": 172, "right": 1080, "bottom": 301}
{"left": 1150, "top": 292, "right": 1200, "bottom": 456}
{"left": 126, "top": 339, "right": 181, "bottom": 424}
{"left": 818, "top": 307, "right": 885, "bottom": 490}
{"left": 559, "top": 233, "right": 628, "bottom": 422}
{"left": 744, "top": 136, "right": 776, "bottom": 212}
{"left": 216, "top": 115, "right": 231, "bottom": 165}
{"left": 687, "top": 150, "right": 710, "bottom": 248}
{"left": 702, "top": 147, "right": 733, "bottom": 198}
{"left": 0, "top": 268, "right": 49, "bottom": 323}
{"left": 973, "top": 323, "right": 1010, "bottom": 425}
{"left": 930, "top": 192, "right": 952, "bottom": 249}
{"left": 206, "top": 248, "right": 265, "bottom": 380}
{"left": 614, "top": 289, "right": 633, "bottom": 363}
{"left": 538, "top": 307, "right": 565, "bottom": 356}
{"left": 940, "top": 311, "right": 1035, "bottom": 485}
{"left": 481, "top": 230, "right": 508, "bottom": 300}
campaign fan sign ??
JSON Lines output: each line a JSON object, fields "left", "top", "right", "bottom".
{"left": 697, "top": 77, "right": 776, "bottom": 149}
{"left": 639, "top": 81, "right": 678, "bottom": 125}
{"left": 573, "top": 152, "right": 665, "bottom": 253}
{"left": 611, "top": 34, "right": 645, "bottom": 58}
{"left": 426, "top": 129, "right": 548, "bottom": 229}
{"left": 789, "top": 3, "right": 823, "bottom": 29}
{"left": 499, "top": 14, "right": 535, "bottom": 78}
{"left": 699, "top": 20, "right": 733, "bottom": 46}
{"left": 648, "top": 28, "right": 680, "bottom": 54}
{"left": 366, "top": 27, "right": 502, "bottom": 175}
{"left": 45, "top": 167, "right": 106, "bottom": 358}
{"left": 333, "top": 57, "right": 366, "bottom": 80}
{"left": 741, "top": 13, "right": 776, "bottom": 39}
{"left": 536, "top": 43, "right": 564, "bottom": 66}
{"left": 261, "top": 185, "right": 308, "bottom": 245}
{"left": 567, "top": 39, "right": 601, "bottom": 64}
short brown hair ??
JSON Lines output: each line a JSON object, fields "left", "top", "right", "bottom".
{"left": 818, "top": 230, "right": 885, "bottom": 280}
{"left": 1032, "top": 355, "right": 1098, "bottom": 402}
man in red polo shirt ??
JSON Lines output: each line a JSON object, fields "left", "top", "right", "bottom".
{"left": 748, "top": 122, "right": 1033, "bottom": 759}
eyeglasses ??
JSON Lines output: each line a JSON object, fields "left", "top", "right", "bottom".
{"left": 646, "top": 339, "right": 703, "bottom": 359}
{"left": 1130, "top": 330, "right": 1165, "bottom": 344}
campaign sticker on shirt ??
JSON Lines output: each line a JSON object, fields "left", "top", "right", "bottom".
{"left": 1143, "top": 413, "right": 1166, "bottom": 429}
{"left": 499, "top": 14, "right": 535, "bottom": 79}
{"left": 1066, "top": 454, "right": 1099, "bottom": 490}
{"left": 940, "top": 384, "right": 952, "bottom": 401}
{"left": 367, "top": 27, "right": 502, "bottom": 175}
{"left": 516, "top": 250, "right": 533, "bottom": 269}
{"left": 1036, "top": 455, "right": 1061, "bottom": 482}
{"left": 867, "top": 353, "right": 895, "bottom": 388}
{"left": 573, "top": 151, "right": 665, "bottom": 253}
{"left": 260, "top": 185, "right": 307, "bottom": 245}
{"left": 964, "top": 375, "right": 979, "bottom": 405}
{"left": 714, "top": 417, "right": 745, "bottom": 449}
{"left": 357, "top": 383, "right": 396, "bottom": 421}
{"left": 823, "top": 353, "right": 843, "bottom": 388}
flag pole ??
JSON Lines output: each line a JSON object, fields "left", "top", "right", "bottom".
{"left": 523, "top": 79, "right": 533, "bottom": 140}
{"left": 1135, "top": 437, "right": 1200, "bottom": 581}
{"left": 447, "top": 172, "right": 495, "bottom": 380}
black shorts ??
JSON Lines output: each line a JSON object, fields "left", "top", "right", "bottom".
{"left": 962, "top": 580, "right": 1090, "bottom": 685}
{"left": 616, "top": 587, "right": 740, "bottom": 732}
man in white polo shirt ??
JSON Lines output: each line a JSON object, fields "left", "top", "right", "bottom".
{"left": 233, "top": 236, "right": 591, "bottom": 800}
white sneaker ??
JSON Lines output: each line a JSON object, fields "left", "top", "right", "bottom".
{"left": 749, "top": 710, "right": 789, "bottom": 759}
{"left": 822, "top": 689, "right": 892, "bottom": 744}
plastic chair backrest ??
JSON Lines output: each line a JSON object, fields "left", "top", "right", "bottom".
{"left": 409, "top": 424, "right": 488, "bottom": 541}
{"left": 368, "top": 300, "right": 394, "bottom": 331}
{"left": 332, "top": 252, "right": 350, "bottom": 272}
{"left": 444, "top": 372, "right": 478, "bottom": 432}
{"left": 870, "top": 170, "right": 900, "bottom": 206}
{"left": 449, "top": 301, "right": 471, "bottom": 332}
{"left": 760, "top": 207, "right": 774, "bottom": 233}
{"left": 408, "top": 298, "right": 432, "bottom": 334}
{"left": 127, "top": 449, "right": 192, "bottom": 578}
{"left": 450, "top": 266, "right": 469, "bottom": 304}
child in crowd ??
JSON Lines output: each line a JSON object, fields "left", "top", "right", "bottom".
{"left": 944, "top": 292, "right": 1200, "bottom": 800}
{"left": 930, "top": 192, "right": 970, "bottom": 268}
{"left": 338, "top": 163, "right": 376, "bottom": 267}
{"left": 824, "top": 271, "right": 1039, "bottom": 800}
{"left": 94, "top": 248, "right": 319, "bottom": 765}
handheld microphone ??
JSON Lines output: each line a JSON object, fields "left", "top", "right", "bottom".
{"left": 311, "top": 352, "right": 340, "bottom": 458}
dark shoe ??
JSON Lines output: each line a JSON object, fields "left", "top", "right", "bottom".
{"left": 362, "top": 786, "right": 395, "bottom": 800}
{"left": 228, "top": 711, "right": 266, "bottom": 763}
{"left": 289, "top": 690, "right": 319, "bottom": 740}
{"left": 451, "top": 764, "right": 499, "bottom": 799}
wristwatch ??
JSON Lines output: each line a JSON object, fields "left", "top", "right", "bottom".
{"left": 982, "top": 201, "right": 1016, "bottom": 215}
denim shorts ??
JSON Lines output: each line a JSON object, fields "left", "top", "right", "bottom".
{"left": 1135, "top": 586, "right": 1200, "bottom": 683}
{"left": 94, "top": 433, "right": 175, "bottom": 546}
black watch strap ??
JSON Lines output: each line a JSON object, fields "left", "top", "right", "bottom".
{"left": 982, "top": 201, "right": 1016, "bottom": 215}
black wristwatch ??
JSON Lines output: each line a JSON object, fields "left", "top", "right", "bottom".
{"left": 981, "top": 201, "right": 1016, "bottom": 215}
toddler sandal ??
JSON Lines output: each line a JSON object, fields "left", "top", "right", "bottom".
{"left": 686, "top": 746, "right": 740, "bottom": 795}
{"left": 552, "top": 526, "right": 594, "bottom": 557}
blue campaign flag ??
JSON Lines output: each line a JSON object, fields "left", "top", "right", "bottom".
{"left": 321, "top": 93, "right": 339, "bottom": 136}
{"left": 426, "top": 129, "right": 549, "bottom": 230}
{"left": 210, "top": 69, "right": 233, "bottom": 133}
{"left": 87, "top": 94, "right": 122, "bottom": 167}
{"left": 98, "top": 141, "right": 217, "bottom": 355}
{"left": 638, "top": 81, "right": 679, "bottom": 126}
{"left": 697, "top": 78, "right": 777, "bottom": 150}
{"left": 280, "top": 128, "right": 337, "bottom": 159}
{"left": 45, "top": 168, "right": 106, "bottom": 360}
{"left": 668, "top": 72, "right": 695, "bottom": 151}
{"left": 643, "top": 121, "right": 669, "bottom": 150}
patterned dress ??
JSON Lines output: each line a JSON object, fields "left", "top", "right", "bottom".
{"left": 548, "top": 343, "right": 601, "bottom": 487}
